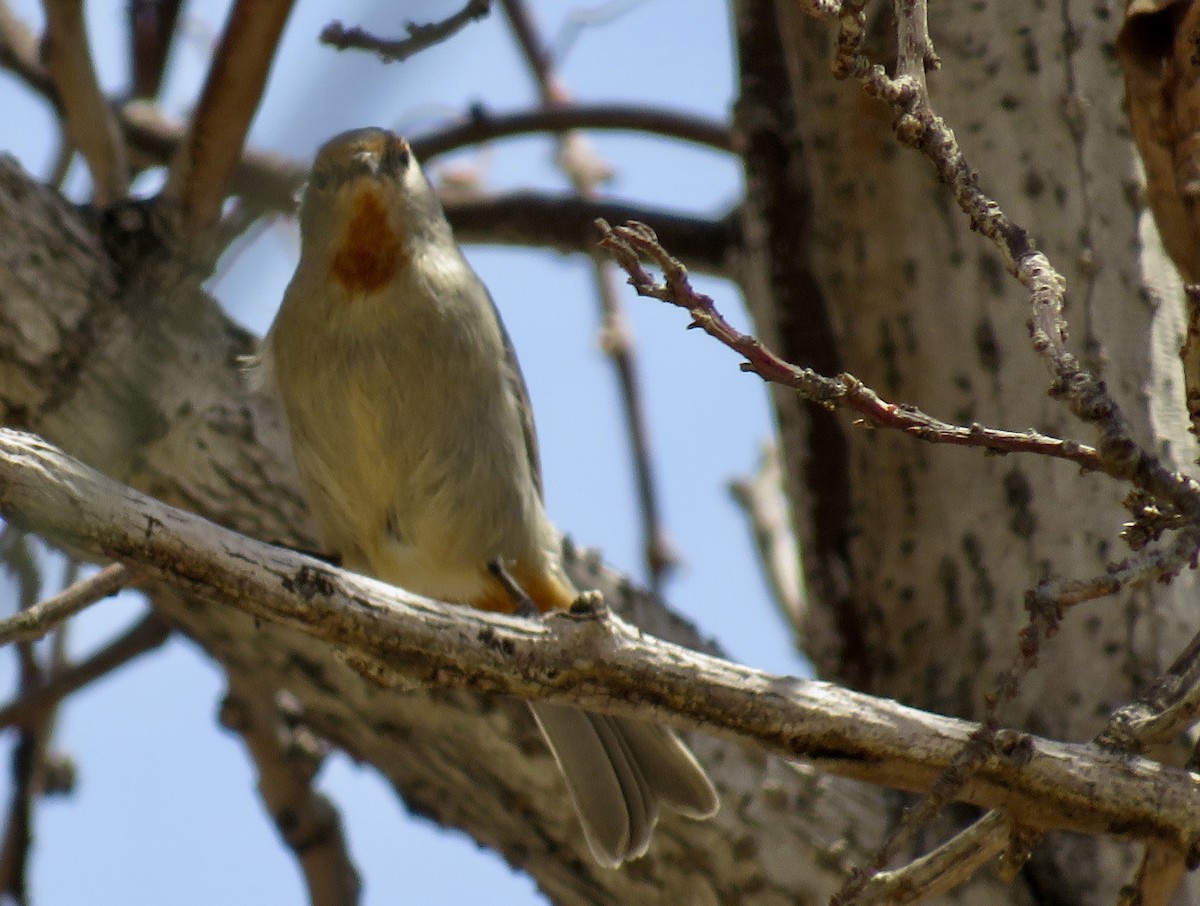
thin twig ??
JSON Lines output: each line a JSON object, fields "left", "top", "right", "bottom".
{"left": 40, "top": 0, "right": 128, "bottom": 205}
{"left": 502, "top": 0, "right": 679, "bottom": 591}
{"left": 320, "top": 0, "right": 491, "bottom": 63}
{"left": 596, "top": 219, "right": 1110, "bottom": 474}
{"left": 1101, "top": 627, "right": 1200, "bottom": 755}
{"left": 163, "top": 0, "right": 294, "bottom": 236}
{"left": 597, "top": 199, "right": 1200, "bottom": 906}
{"left": 0, "top": 562, "right": 132, "bottom": 645}
{"left": 1119, "top": 842, "right": 1189, "bottom": 906}
{"left": 851, "top": 810, "right": 1011, "bottom": 905}
{"left": 0, "top": 12, "right": 736, "bottom": 270}
{"left": 0, "top": 556, "right": 76, "bottom": 904}
{"left": 411, "top": 103, "right": 733, "bottom": 158}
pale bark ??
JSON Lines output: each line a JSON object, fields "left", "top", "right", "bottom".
{"left": 763, "top": 1, "right": 1199, "bottom": 902}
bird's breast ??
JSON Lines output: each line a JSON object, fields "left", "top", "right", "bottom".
{"left": 328, "top": 185, "right": 407, "bottom": 295}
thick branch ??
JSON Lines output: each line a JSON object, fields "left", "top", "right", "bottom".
{"left": 3, "top": 428, "right": 1200, "bottom": 854}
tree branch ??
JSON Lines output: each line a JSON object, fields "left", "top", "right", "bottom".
{"left": 500, "top": 0, "right": 679, "bottom": 593}
{"left": 121, "top": 105, "right": 741, "bottom": 274}
{"left": 851, "top": 811, "right": 1011, "bottom": 905}
{"left": 128, "top": 0, "right": 184, "bottom": 100}
{"left": 728, "top": 443, "right": 803, "bottom": 635}
{"left": 220, "top": 680, "right": 360, "bottom": 906}
{"left": 3, "top": 427, "right": 1200, "bottom": 853}
{"left": 0, "top": 562, "right": 131, "bottom": 644}
{"left": 319, "top": 0, "right": 491, "bottom": 63}
{"left": 596, "top": 219, "right": 1118, "bottom": 474}
{"left": 40, "top": 0, "right": 128, "bottom": 205}
{"left": 163, "top": 0, "right": 294, "bottom": 236}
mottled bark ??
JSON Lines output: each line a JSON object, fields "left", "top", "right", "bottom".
{"left": 758, "top": 1, "right": 1199, "bottom": 902}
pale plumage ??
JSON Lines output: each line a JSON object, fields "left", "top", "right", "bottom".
{"left": 259, "top": 127, "right": 718, "bottom": 865}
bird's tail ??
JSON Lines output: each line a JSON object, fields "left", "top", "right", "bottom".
{"left": 528, "top": 700, "right": 719, "bottom": 867}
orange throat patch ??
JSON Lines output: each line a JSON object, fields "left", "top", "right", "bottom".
{"left": 329, "top": 187, "right": 405, "bottom": 295}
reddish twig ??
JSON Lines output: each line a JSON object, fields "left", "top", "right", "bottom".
{"left": 596, "top": 219, "right": 1108, "bottom": 475}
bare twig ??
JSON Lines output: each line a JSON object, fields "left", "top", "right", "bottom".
{"left": 40, "top": 0, "right": 128, "bottom": 204}
{"left": 221, "top": 682, "right": 360, "bottom": 906}
{"left": 596, "top": 204, "right": 1200, "bottom": 906}
{"left": 893, "top": 0, "right": 939, "bottom": 90}
{"left": 163, "top": 0, "right": 294, "bottom": 236}
{"left": 0, "top": 560, "right": 74, "bottom": 904}
{"left": 0, "top": 562, "right": 132, "bottom": 645}
{"left": 320, "top": 0, "right": 491, "bottom": 63}
{"left": 502, "top": 0, "right": 679, "bottom": 591}
{"left": 0, "top": 7, "right": 731, "bottom": 271}
{"left": 0, "top": 613, "right": 169, "bottom": 730}
{"left": 128, "top": 101, "right": 743, "bottom": 270}
{"left": 6, "top": 430, "right": 1200, "bottom": 851}
{"left": 1101, "top": 624, "right": 1200, "bottom": 754}
{"left": 596, "top": 219, "right": 1112, "bottom": 474}
{"left": 0, "top": 691, "right": 51, "bottom": 904}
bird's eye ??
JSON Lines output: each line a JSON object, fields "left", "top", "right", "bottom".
{"left": 382, "top": 135, "right": 410, "bottom": 175}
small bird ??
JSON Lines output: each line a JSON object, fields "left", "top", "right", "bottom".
{"left": 257, "top": 127, "right": 718, "bottom": 866}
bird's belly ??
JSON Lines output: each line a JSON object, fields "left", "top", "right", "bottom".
{"left": 280, "top": 343, "right": 544, "bottom": 601}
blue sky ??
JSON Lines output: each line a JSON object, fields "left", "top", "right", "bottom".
{"left": 0, "top": 2, "right": 805, "bottom": 902}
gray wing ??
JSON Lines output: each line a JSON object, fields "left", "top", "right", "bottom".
{"left": 488, "top": 290, "right": 545, "bottom": 501}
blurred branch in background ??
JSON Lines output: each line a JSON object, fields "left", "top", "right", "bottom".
{"left": 41, "top": 0, "right": 128, "bottom": 205}
{"left": 320, "top": 0, "right": 492, "bottom": 64}
{"left": 163, "top": 0, "right": 294, "bottom": 237}
{"left": 0, "top": 541, "right": 73, "bottom": 906}
{"left": 500, "top": 0, "right": 681, "bottom": 593}
{"left": 220, "top": 681, "right": 360, "bottom": 906}
{"left": 128, "top": 0, "right": 183, "bottom": 101}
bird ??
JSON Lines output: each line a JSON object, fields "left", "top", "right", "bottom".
{"left": 255, "top": 126, "right": 718, "bottom": 866}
